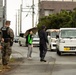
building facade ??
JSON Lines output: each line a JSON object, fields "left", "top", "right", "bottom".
{"left": 39, "top": 1, "right": 76, "bottom": 18}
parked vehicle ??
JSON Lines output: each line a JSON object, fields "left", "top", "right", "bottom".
{"left": 13, "top": 36, "right": 19, "bottom": 43}
{"left": 18, "top": 33, "right": 26, "bottom": 46}
{"left": 18, "top": 33, "right": 39, "bottom": 47}
{"left": 46, "top": 29, "right": 59, "bottom": 51}
{"left": 56, "top": 28, "right": 76, "bottom": 55}
{"left": 33, "top": 34, "right": 40, "bottom": 47}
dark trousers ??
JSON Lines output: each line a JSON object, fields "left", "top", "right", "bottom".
{"left": 39, "top": 43, "right": 47, "bottom": 60}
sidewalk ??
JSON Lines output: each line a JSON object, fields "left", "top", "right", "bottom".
{"left": 1, "top": 45, "right": 76, "bottom": 75}
{"left": 0, "top": 50, "right": 55, "bottom": 75}
{"left": 8, "top": 58, "right": 55, "bottom": 75}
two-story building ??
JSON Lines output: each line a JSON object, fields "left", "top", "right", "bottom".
{"left": 39, "top": 0, "right": 76, "bottom": 18}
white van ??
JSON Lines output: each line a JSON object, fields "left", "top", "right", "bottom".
{"left": 46, "top": 29, "right": 59, "bottom": 51}
{"left": 56, "top": 28, "right": 76, "bottom": 55}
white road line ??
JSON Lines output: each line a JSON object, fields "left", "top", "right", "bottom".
{"left": 17, "top": 61, "right": 76, "bottom": 65}
{"left": 49, "top": 61, "right": 76, "bottom": 65}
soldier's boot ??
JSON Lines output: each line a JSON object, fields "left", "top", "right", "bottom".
{"left": 3, "top": 65, "right": 11, "bottom": 69}
{"left": 5, "top": 65, "right": 11, "bottom": 69}
{"left": 0, "top": 69, "right": 2, "bottom": 72}
{"left": 2, "top": 65, "right": 6, "bottom": 69}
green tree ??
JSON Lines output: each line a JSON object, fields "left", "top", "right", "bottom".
{"left": 37, "top": 9, "right": 76, "bottom": 29}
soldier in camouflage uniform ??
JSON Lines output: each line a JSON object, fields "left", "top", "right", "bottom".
{"left": 0, "top": 20, "right": 14, "bottom": 69}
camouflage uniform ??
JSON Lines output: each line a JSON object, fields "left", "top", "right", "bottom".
{"left": 1, "top": 27, "right": 14, "bottom": 66}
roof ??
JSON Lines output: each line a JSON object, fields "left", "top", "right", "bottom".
{"left": 60, "top": 28, "right": 76, "bottom": 30}
{"left": 46, "top": 29, "right": 59, "bottom": 32}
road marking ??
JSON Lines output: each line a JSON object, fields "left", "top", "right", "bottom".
{"left": 49, "top": 61, "right": 76, "bottom": 65}
{"left": 15, "top": 61, "right": 76, "bottom": 65}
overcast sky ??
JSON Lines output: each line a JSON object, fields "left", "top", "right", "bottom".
{"left": 6, "top": 0, "right": 76, "bottom": 35}
{"left": 7, "top": 0, "right": 38, "bottom": 35}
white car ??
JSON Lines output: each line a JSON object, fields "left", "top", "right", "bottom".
{"left": 46, "top": 29, "right": 59, "bottom": 51}
{"left": 13, "top": 36, "right": 19, "bottom": 43}
{"left": 33, "top": 35, "right": 39, "bottom": 47}
{"left": 18, "top": 33, "right": 27, "bottom": 46}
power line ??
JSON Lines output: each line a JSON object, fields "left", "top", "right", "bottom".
{"left": 22, "top": 3, "right": 38, "bottom": 21}
{"left": 19, "top": 0, "right": 39, "bottom": 32}
{"left": 22, "top": 6, "right": 32, "bottom": 20}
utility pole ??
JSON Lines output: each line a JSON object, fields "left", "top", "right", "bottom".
{"left": 4, "top": 0, "right": 6, "bottom": 19}
{"left": 20, "top": 4, "right": 22, "bottom": 33}
{"left": 32, "top": 0, "right": 34, "bottom": 27}
{"left": 3, "top": 0, "right": 6, "bottom": 26}
{"left": 18, "top": 9, "right": 20, "bottom": 35}
{"left": 20, "top": 0, "right": 23, "bottom": 33}
{"left": 19, "top": 0, "right": 35, "bottom": 31}
{"left": 15, "top": 13, "right": 17, "bottom": 36}
{"left": 38, "top": 0, "right": 40, "bottom": 22}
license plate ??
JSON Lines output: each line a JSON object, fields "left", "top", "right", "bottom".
{"left": 64, "top": 48, "right": 70, "bottom": 51}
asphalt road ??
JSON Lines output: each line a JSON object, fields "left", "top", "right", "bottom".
{"left": 1, "top": 43, "right": 76, "bottom": 75}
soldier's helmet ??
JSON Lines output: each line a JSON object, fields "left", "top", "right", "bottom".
{"left": 5, "top": 20, "right": 11, "bottom": 25}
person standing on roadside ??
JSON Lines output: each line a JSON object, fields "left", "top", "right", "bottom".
{"left": 27, "top": 30, "right": 33, "bottom": 59}
{"left": 0, "top": 20, "right": 14, "bottom": 69}
{"left": 0, "top": 30, "right": 3, "bottom": 72}
{"left": 38, "top": 25, "right": 48, "bottom": 62}
{"left": 0, "top": 30, "right": 2, "bottom": 49}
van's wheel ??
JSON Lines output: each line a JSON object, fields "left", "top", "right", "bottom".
{"left": 75, "top": 52, "right": 76, "bottom": 55}
{"left": 19, "top": 41, "right": 22, "bottom": 46}
{"left": 57, "top": 49, "right": 61, "bottom": 56}
{"left": 50, "top": 45, "right": 52, "bottom": 51}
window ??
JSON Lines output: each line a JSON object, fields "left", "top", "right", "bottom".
{"left": 61, "top": 9, "right": 71, "bottom": 13}
{"left": 44, "top": 9, "right": 54, "bottom": 16}
{"left": 19, "top": 33, "right": 24, "bottom": 37}
{"left": 61, "top": 30, "right": 76, "bottom": 38}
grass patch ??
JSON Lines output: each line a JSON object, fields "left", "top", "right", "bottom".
{"left": 10, "top": 58, "right": 16, "bottom": 63}
{"left": 0, "top": 65, "right": 2, "bottom": 70}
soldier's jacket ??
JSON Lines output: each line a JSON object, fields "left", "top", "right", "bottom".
{"left": 7, "top": 27, "right": 14, "bottom": 46}
{"left": 7, "top": 27, "right": 14, "bottom": 41}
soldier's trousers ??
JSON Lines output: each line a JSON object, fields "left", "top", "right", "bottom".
{"left": 1, "top": 43, "right": 12, "bottom": 65}
{"left": 39, "top": 43, "right": 47, "bottom": 60}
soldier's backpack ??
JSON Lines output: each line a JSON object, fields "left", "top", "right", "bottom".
{"left": 1, "top": 27, "right": 13, "bottom": 46}
{"left": 1, "top": 27, "right": 9, "bottom": 39}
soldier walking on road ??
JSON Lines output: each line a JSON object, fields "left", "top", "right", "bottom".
{"left": 38, "top": 25, "right": 48, "bottom": 62}
{"left": 0, "top": 20, "right": 14, "bottom": 69}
